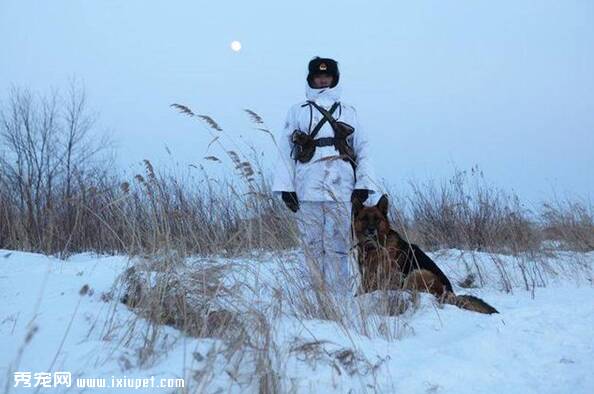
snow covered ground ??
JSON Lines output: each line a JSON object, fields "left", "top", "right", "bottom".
{"left": 0, "top": 248, "right": 593, "bottom": 393}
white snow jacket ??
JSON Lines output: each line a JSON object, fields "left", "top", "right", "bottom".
{"left": 272, "top": 83, "right": 378, "bottom": 202}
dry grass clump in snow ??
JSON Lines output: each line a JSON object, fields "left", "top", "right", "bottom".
{"left": 403, "top": 166, "right": 541, "bottom": 255}
{"left": 118, "top": 255, "right": 243, "bottom": 340}
{"left": 541, "top": 198, "right": 594, "bottom": 252}
{"left": 289, "top": 339, "right": 388, "bottom": 378}
{"left": 108, "top": 252, "right": 282, "bottom": 392}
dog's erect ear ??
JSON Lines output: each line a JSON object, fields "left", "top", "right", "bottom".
{"left": 352, "top": 197, "right": 364, "bottom": 218}
{"left": 376, "top": 194, "right": 389, "bottom": 218}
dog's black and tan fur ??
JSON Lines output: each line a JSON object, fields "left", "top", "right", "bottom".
{"left": 353, "top": 195, "right": 498, "bottom": 314}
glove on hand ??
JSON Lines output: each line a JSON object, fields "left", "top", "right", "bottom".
{"left": 351, "top": 189, "right": 369, "bottom": 204}
{"left": 281, "top": 191, "right": 299, "bottom": 213}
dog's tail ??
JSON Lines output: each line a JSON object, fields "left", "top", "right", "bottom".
{"left": 444, "top": 293, "right": 499, "bottom": 314}
{"left": 403, "top": 269, "right": 499, "bottom": 314}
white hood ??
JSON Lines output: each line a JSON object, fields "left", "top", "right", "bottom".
{"left": 305, "top": 83, "right": 342, "bottom": 107}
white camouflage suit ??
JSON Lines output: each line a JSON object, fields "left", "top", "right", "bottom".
{"left": 272, "top": 82, "right": 378, "bottom": 293}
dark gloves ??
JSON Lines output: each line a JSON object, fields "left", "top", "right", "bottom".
{"left": 281, "top": 191, "right": 299, "bottom": 212}
{"left": 351, "top": 189, "right": 369, "bottom": 204}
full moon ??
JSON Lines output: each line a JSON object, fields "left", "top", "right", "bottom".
{"left": 230, "top": 40, "right": 242, "bottom": 52}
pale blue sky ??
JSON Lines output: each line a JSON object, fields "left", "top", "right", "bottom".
{"left": 1, "top": 0, "right": 592, "bottom": 202}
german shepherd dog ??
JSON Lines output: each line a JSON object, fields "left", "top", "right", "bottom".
{"left": 352, "top": 195, "right": 498, "bottom": 314}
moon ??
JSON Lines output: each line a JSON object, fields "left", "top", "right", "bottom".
{"left": 230, "top": 40, "right": 242, "bottom": 52}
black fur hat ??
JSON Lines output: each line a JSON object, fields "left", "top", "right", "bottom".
{"left": 307, "top": 57, "right": 339, "bottom": 88}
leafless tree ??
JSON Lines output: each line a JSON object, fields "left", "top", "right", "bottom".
{"left": 0, "top": 80, "right": 112, "bottom": 253}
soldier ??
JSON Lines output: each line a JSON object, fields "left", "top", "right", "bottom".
{"left": 272, "top": 56, "right": 378, "bottom": 293}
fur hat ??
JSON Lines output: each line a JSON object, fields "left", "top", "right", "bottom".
{"left": 307, "top": 57, "right": 339, "bottom": 88}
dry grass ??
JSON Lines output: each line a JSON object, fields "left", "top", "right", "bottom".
{"left": 404, "top": 166, "right": 541, "bottom": 254}
{"left": 1, "top": 91, "right": 591, "bottom": 257}
{"left": 0, "top": 90, "right": 298, "bottom": 258}
{"left": 107, "top": 248, "right": 417, "bottom": 392}
{"left": 105, "top": 253, "right": 283, "bottom": 392}
{"left": 541, "top": 198, "right": 594, "bottom": 252}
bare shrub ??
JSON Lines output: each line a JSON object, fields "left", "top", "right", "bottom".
{"left": 541, "top": 198, "right": 594, "bottom": 252}
{"left": 405, "top": 166, "right": 541, "bottom": 254}
{"left": 0, "top": 83, "right": 113, "bottom": 255}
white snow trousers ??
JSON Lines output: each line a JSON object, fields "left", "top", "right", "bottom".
{"left": 295, "top": 201, "right": 359, "bottom": 294}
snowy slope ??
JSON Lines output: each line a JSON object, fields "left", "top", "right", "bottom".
{"left": 0, "top": 249, "right": 593, "bottom": 393}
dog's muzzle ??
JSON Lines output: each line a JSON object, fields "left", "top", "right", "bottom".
{"left": 360, "top": 229, "right": 379, "bottom": 249}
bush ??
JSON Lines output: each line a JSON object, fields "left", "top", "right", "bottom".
{"left": 541, "top": 199, "right": 594, "bottom": 252}
{"left": 404, "top": 166, "right": 540, "bottom": 254}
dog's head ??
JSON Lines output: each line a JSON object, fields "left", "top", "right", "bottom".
{"left": 352, "top": 194, "right": 391, "bottom": 249}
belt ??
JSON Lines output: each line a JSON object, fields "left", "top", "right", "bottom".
{"left": 314, "top": 137, "right": 337, "bottom": 147}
